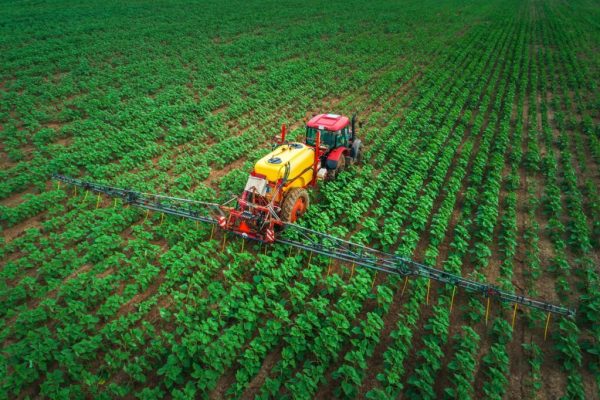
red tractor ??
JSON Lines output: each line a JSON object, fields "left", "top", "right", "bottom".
{"left": 304, "top": 113, "right": 363, "bottom": 180}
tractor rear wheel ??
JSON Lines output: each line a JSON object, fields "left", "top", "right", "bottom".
{"left": 354, "top": 147, "right": 363, "bottom": 164}
{"left": 281, "top": 188, "right": 309, "bottom": 223}
{"left": 327, "top": 154, "right": 345, "bottom": 180}
{"left": 351, "top": 140, "right": 363, "bottom": 164}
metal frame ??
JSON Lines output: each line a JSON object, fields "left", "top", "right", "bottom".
{"left": 278, "top": 223, "right": 576, "bottom": 317}
{"left": 53, "top": 174, "right": 576, "bottom": 317}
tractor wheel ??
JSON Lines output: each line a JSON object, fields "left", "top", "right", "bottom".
{"left": 355, "top": 147, "right": 363, "bottom": 164}
{"left": 281, "top": 188, "right": 309, "bottom": 223}
{"left": 351, "top": 140, "right": 363, "bottom": 164}
{"left": 327, "top": 154, "right": 345, "bottom": 180}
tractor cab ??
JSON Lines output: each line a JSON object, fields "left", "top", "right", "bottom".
{"left": 305, "top": 113, "right": 362, "bottom": 180}
{"left": 305, "top": 113, "right": 351, "bottom": 152}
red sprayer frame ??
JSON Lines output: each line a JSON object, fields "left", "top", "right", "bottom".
{"left": 280, "top": 124, "right": 286, "bottom": 144}
{"left": 311, "top": 130, "right": 321, "bottom": 187}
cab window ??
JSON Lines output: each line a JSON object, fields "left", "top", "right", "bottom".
{"left": 306, "top": 127, "right": 317, "bottom": 146}
{"left": 306, "top": 127, "right": 337, "bottom": 148}
{"left": 339, "top": 127, "right": 349, "bottom": 147}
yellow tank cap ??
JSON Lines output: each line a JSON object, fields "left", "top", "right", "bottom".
{"left": 254, "top": 143, "right": 315, "bottom": 183}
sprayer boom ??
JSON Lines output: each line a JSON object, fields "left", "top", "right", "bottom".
{"left": 52, "top": 174, "right": 575, "bottom": 317}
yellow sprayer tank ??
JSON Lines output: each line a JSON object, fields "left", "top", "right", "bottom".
{"left": 254, "top": 143, "right": 315, "bottom": 189}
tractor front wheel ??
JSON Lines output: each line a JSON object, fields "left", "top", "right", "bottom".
{"left": 327, "top": 154, "right": 345, "bottom": 180}
{"left": 281, "top": 188, "right": 310, "bottom": 223}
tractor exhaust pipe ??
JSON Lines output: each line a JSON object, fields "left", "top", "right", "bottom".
{"left": 351, "top": 113, "right": 357, "bottom": 142}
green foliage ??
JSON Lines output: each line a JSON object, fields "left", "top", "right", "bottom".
{"left": 0, "top": 0, "right": 597, "bottom": 399}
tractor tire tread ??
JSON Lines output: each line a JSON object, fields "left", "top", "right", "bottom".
{"left": 327, "top": 153, "right": 345, "bottom": 180}
{"left": 281, "top": 188, "right": 309, "bottom": 222}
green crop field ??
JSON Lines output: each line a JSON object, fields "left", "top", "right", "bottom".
{"left": 1, "top": 0, "right": 599, "bottom": 398}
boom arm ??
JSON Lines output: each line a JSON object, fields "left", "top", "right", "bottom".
{"left": 54, "top": 174, "right": 223, "bottom": 225}
{"left": 52, "top": 174, "right": 576, "bottom": 317}
{"left": 278, "top": 223, "right": 575, "bottom": 317}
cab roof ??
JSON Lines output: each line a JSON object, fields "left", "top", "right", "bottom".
{"left": 306, "top": 113, "right": 349, "bottom": 131}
